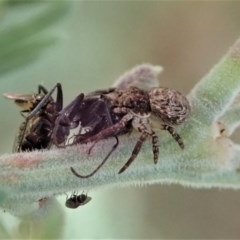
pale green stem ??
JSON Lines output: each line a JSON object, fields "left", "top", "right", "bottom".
{"left": 2, "top": 39, "right": 240, "bottom": 216}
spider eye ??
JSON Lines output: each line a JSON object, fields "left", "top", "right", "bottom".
{"left": 149, "top": 87, "right": 191, "bottom": 125}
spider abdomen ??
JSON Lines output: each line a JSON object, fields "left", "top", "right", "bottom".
{"left": 149, "top": 87, "right": 191, "bottom": 125}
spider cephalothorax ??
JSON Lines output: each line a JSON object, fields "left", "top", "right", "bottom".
{"left": 110, "top": 86, "right": 151, "bottom": 115}
{"left": 71, "top": 85, "right": 191, "bottom": 177}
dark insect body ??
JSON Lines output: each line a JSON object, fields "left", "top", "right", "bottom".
{"left": 4, "top": 83, "right": 125, "bottom": 163}
{"left": 52, "top": 88, "right": 128, "bottom": 147}
{"left": 70, "top": 86, "right": 191, "bottom": 177}
{"left": 3, "top": 83, "right": 63, "bottom": 152}
{"left": 65, "top": 193, "right": 92, "bottom": 209}
{"left": 52, "top": 89, "right": 132, "bottom": 177}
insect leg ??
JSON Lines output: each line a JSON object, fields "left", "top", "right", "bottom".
{"left": 87, "top": 87, "right": 115, "bottom": 97}
{"left": 55, "top": 84, "right": 63, "bottom": 112}
{"left": 162, "top": 124, "right": 184, "bottom": 149}
{"left": 38, "top": 85, "right": 48, "bottom": 95}
{"left": 71, "top": 136, "right": 119, "bottom": 178}
{"left": 70, "top": 113, "right": 132, "bottom": 178}
{"left": 28, "top": 83, "right": 62, "bottom": 119}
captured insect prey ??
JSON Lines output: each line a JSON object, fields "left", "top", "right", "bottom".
{"left": 3, "top": 83, "right": 63, "bottom": 152}
{"left": 52, "top": 88, "right": 129, "bottom": 147}
{"left": 71, "top": 86, "right": 191, "bottom": 177}
{"left": 65, "top": 193, "right": 92, "bottom": 209}
{"left": 52, "top": 88, "right": 132, "bottom": 178}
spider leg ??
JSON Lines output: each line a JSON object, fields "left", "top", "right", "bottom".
{"left": 118, "top": 132, "right": 148, "bottom": 174}
{"left": 87, "top": 141, "right": 97, "bottom": 155}
{"left": 152, "top": 132, "right": 159, "bottom": 164}
{"left": 82, "top": 113, "right": 133, "bottom": 144}
{"left": 70, "top": 136, "right": 119, "bottom": 178}
{"left": 162, "top": 124, "right": 184, "bottom": 149}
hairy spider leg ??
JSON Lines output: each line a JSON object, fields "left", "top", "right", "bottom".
{"left": 118, "top": 131, "right": 148, "bottom": 174}
{"left": 162, "top": 124, "right": 184, "bottom": 149}
{"left": 118, "top": 123, "right": 158, "bottom": 174}
{"left": 152, "top": 132, "right": 159, "bottom": 164}
{"left": 80, "top": 113, "right": 133, "bottom": 144}
{"left": 17, "top": 83, "right": 63, "bottom": 151}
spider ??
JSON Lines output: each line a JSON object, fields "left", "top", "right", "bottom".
{"left": 70, "top": 86, "right": 191, "bottom": 176}
{"left": 65, "top": 192, "right": 92, "bottom": 209}
{"left": 3, "top": 83, "right": 63, "bottom": 152}
{"left": 52, "top": 63, "right": 161, "bottom": 150}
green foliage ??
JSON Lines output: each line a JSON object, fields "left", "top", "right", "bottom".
{"left": 18, "top": 198, "right": 64, "bottom": 239}
{"left": 0, "top": 1, "right": 69, "bottom": 238}
{"left": 0, "top": 0, "right": 69, "bottom": 76}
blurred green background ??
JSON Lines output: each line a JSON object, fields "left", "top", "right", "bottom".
{"left": 1, "top": 1, "right": 240, "bottom": 238}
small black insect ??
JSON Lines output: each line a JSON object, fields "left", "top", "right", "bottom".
{"left": 3, "top": 83, "right": 63, "bottom": 152}
{"left": 70, "top": 86, "right": 191, "bottom": 177}
{"left": 65, "top": 193, "right": 92, "bottom": 209}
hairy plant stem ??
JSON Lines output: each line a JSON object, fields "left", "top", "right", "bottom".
{"left": 2, "top": 39, "right": 240, "bottom": 216}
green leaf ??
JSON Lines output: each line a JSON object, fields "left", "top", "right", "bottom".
{"left": 0, "top": 0, "right": 70, "bottom": 76}
{"left": 0, "top": 36, "right": 57, "bottom": 74}
{"left": 18, "top": 198, "right": 65, "bottom": 239}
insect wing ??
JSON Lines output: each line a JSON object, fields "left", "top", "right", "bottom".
{"left": 3, "top": 92, "right": 34, "bottom": 101}
{"left": 3, "top": 92, "right": 36, "bottom": 110}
